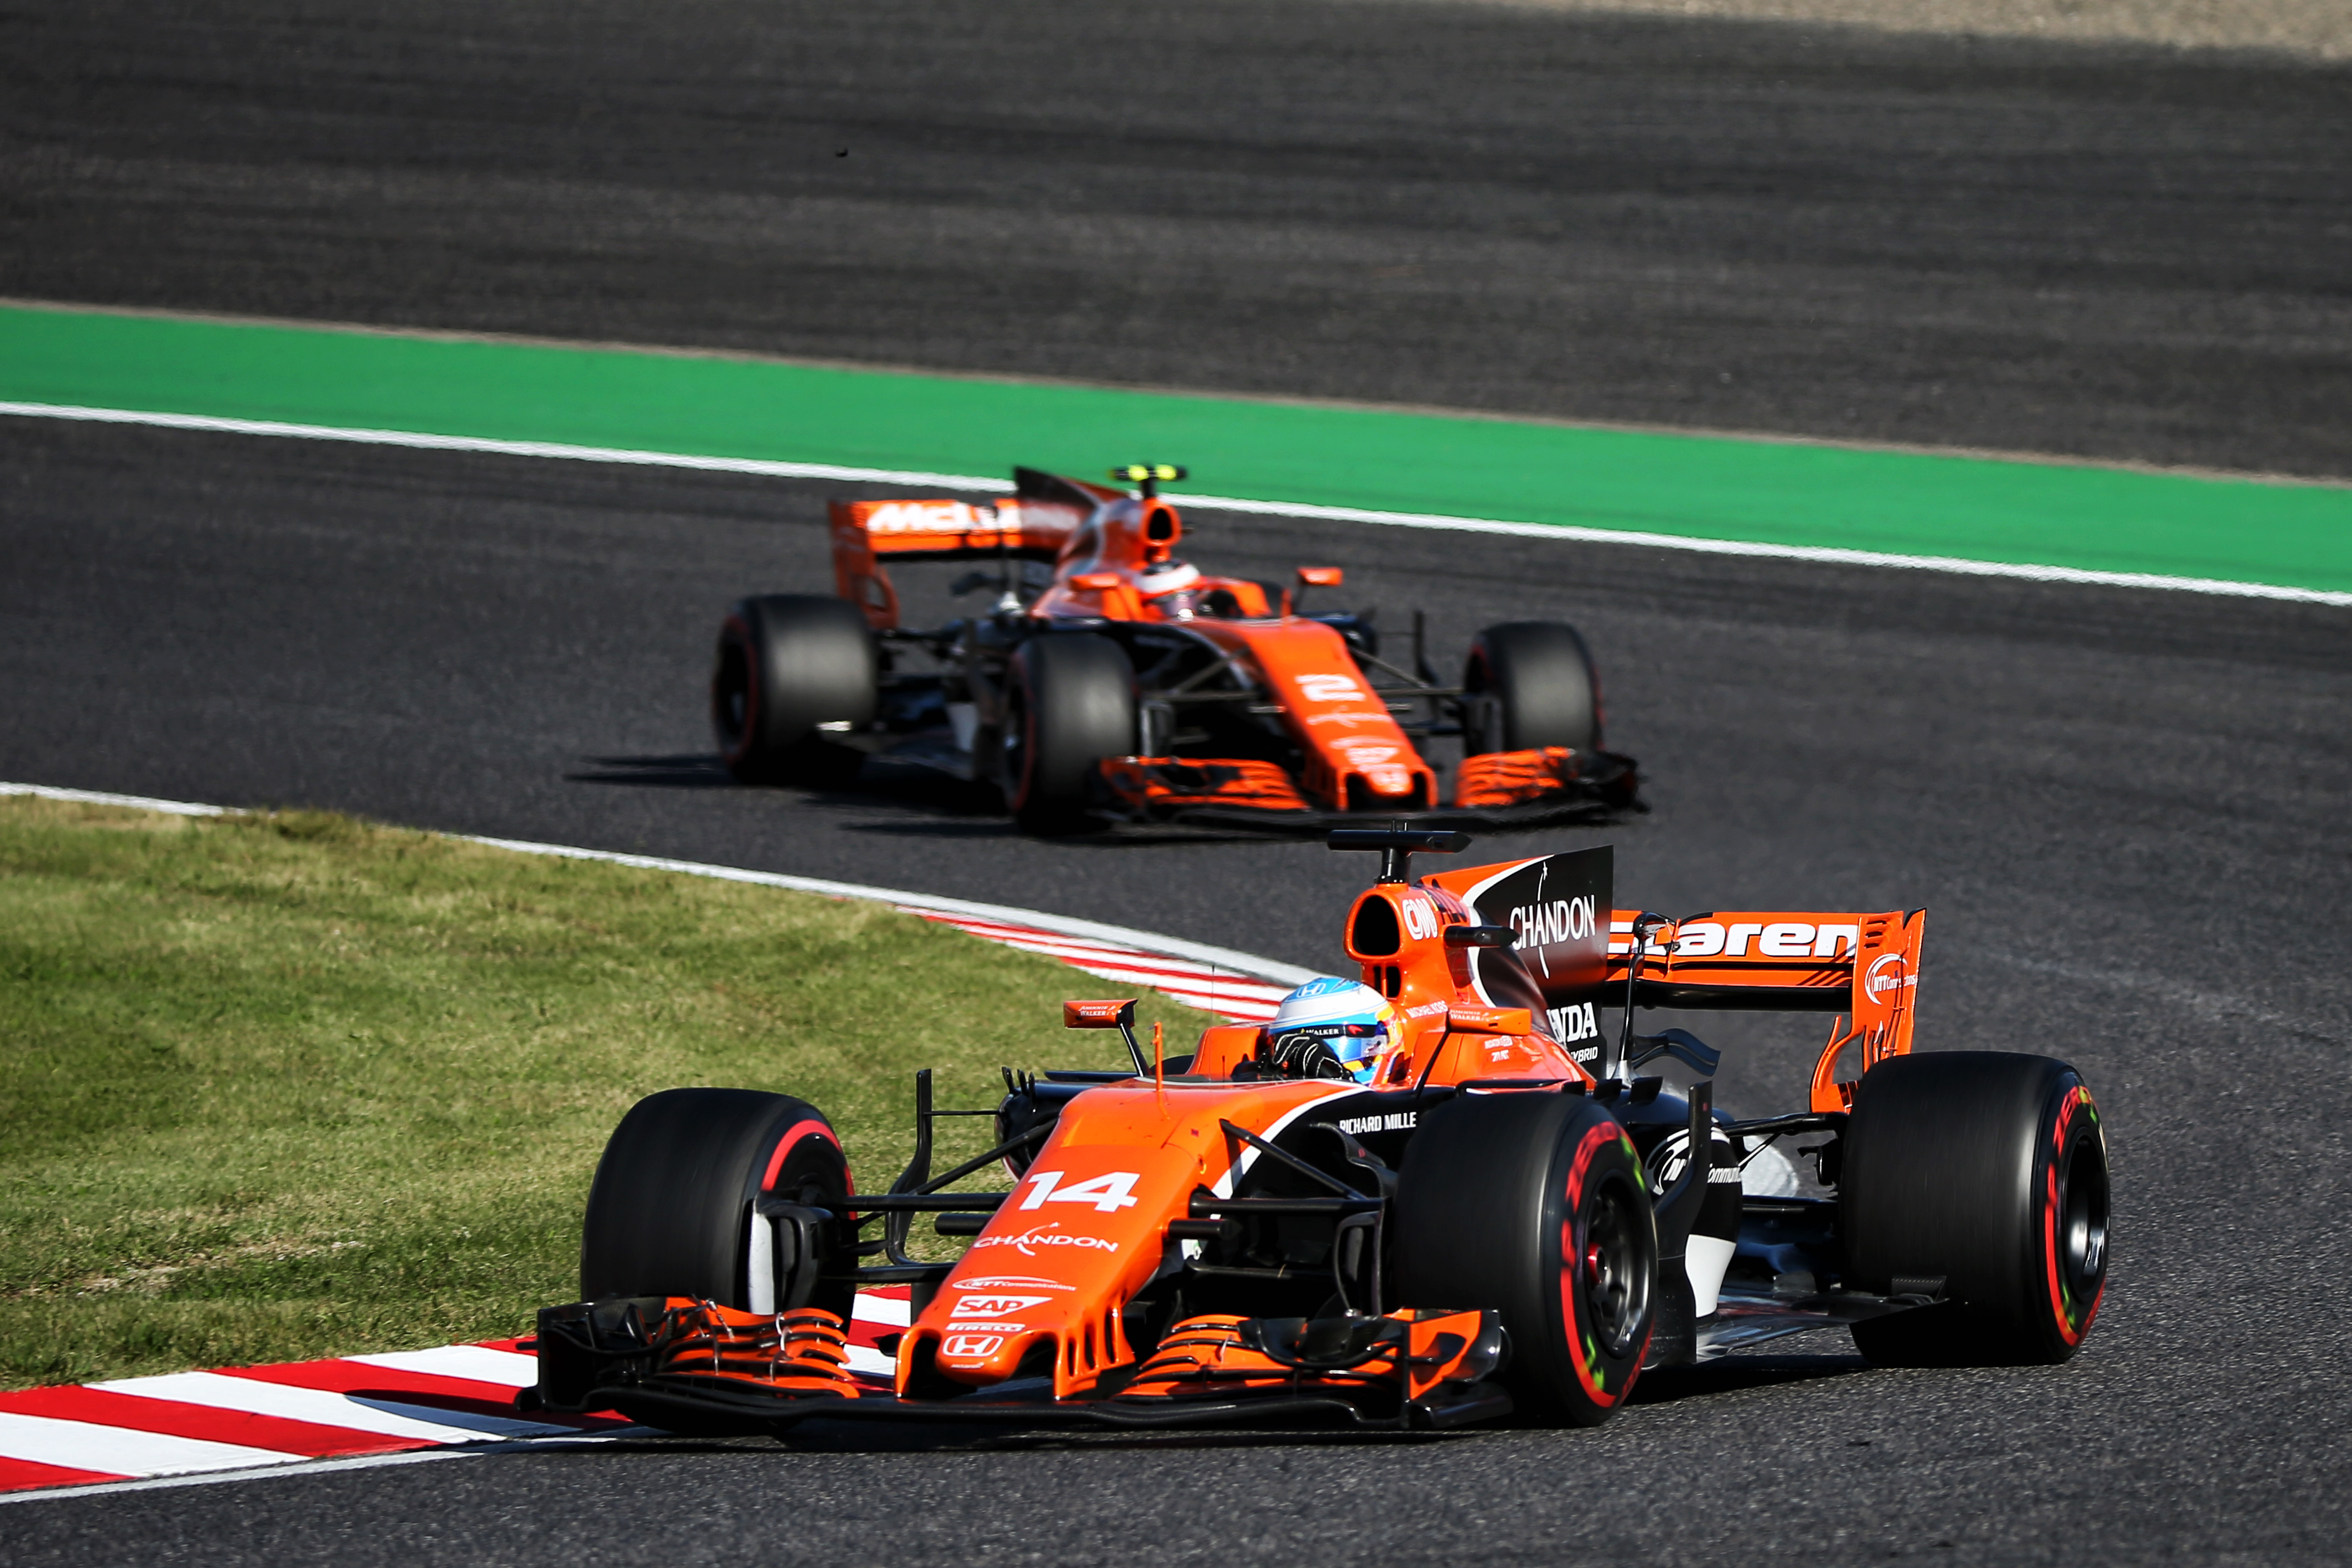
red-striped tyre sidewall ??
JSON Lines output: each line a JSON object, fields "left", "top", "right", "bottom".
{"left": 2031, "top": 1079, "right": 2108, "bottom": 1356}
{"left": 1550, "top": 1119, "right": 1656, "bottom": 1421}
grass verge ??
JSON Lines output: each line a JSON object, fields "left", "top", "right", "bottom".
{"left": 0, "top": 795, "right": 1206, "bottom": 1390}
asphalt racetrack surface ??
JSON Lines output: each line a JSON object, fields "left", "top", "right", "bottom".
{"left": 7, "top": 418, "right": 2351, "bottom": 1563}
{"left": 5, "top": 2, "right": 2351, "bottom": 1563}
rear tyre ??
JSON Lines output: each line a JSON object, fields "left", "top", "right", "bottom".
{"left": 1842, "top": 1052, "right": 2110, "bottom": 1367}
{"left": 1393, "top": 1092, "right": 1657, "bottom": 1425}
{"left": 1462, "top": 621, "right": 1602, "bottom": 755}
{"left": 1004, "top": 633, "right": 1135, "bottom": 834}
{"left": 711, "top": 594, "right": 877, "bottom": 786}
{"left": 580, "top": 1088, "right": 855, "bottom": 1320}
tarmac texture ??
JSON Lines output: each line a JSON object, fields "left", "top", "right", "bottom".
{"left": 4, "top": 419, "right": 2348, "bottom": 1564}
{"left": 1447, "top": 0, "right": 2352, "bottom": 60}
{"left": 3, "top": 0, "right": 2349, "bottom": 477}
{"left": 1, "top": 1, "right": 2347, "bottom": 1562}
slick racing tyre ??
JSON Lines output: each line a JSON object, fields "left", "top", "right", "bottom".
{"left": 711, "top": 594, "right": 877, "bottom": 786}
{"left": 580, "top": 1088, "right": 855, "bottom": 1320}
{"left": 1463, "top": 621, "right": 1602, "bottom": 755}
{"left": 1842, "top": 1052, "right": 2110, "bottom": 1366}
{"left": 1004, "top": 632, "right": 1136, "bottom": 834}
{"left": 1393, "top": 1091, "right": 1658, "bottom": 1425}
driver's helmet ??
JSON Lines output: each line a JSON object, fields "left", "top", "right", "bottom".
{"left": 1137, "top": 559, "right": 1202, "bottom": 617}
{"left": 1258, "top": 977, "right": 1401, "bottom": 1083}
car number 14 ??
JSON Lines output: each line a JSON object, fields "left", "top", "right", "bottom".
{"left": 1016, "top": 1170, "right": 1142, "bottom": 1212}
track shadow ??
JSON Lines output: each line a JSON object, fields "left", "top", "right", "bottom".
{"left": 565, "top": 753, "right": 736, "bottom": 789}
{"left": 1626, "top": 1347, "right": 1871, "bottom": 1407}
{"left": 501, "top": 1418, "right": 1477, "bottom": 1462}
{"left": 491, "top": 1352, "right": 1869, "bottom": 1467}
{"left": 500, "top": 1364, "right": 1857, "bottom": 1463}
{"left": 562, "top": 753, "right": 1623, "bottom": 849}
{"left": 769, "top": 1422, "right": 1474, "bottom": 1456}
{"left": 811, "top": 760, "right": 1007, "bottom": 819}
{"left": 560, "top": 752, "right": 1007, "bottom": 818}
{"left": 832, "top": 817, "right": 1024, "bottom": 838}
{"left": 836, "top": 818, "right": 1293, "bottom": 848}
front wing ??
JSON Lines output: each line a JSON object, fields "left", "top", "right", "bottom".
{"left": 529, "top": 1298, "right": 1512, "bottom": 1432}
{"left": 1095, "top": 747, "right": 1640, "bottom": 832}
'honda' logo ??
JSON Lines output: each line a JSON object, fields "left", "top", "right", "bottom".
{"left": 941, "top": 1333, "right": 1004, "bottom": 1360}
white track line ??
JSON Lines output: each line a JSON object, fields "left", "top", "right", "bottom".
{"left": 454, "top": 833, "right": 1320, "bottom": 987}
{"left": 0, "top": 401, "right": 1001, "bottom": 490}
{"left": 4, "top": 400, "right": 2342, "bottom": 606}
{"left": 0, "top": 782, "right": 1323, "bottom": 995}
{"left": 0, "top": 782, "right": 229, "bottom": 817}
{"left": 0, "top": 1446, "right": 575, "bottom": 1508}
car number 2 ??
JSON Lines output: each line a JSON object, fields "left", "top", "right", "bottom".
{"left": 1296, "top": 673, "right": 1362, "bottom": 704}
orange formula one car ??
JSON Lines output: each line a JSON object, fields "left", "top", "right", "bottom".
{"left": 710, "top": 465, "right": 1637, "bottom": 831}
{"left": 529, "top": 829, "right": 2109, "bottom": 1433}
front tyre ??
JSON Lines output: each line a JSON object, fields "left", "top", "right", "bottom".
{"left": 1004, "top": 632, "right": 1136, "bottom": 834}
{"left": 579, "top": 1088, "right": 855, "bottom": 1320}
{"left": 711, "top": 594, "right": 877, "bottom": 785}
{"left": 1842, "top": 1052, "right": 2111, "bottom": 1366}
{"left": 1463, "top": 621, "right": 1602, "bottom": 755}
{"left": 1393, "top": 1091, "right": 1657, "bottom": 1425}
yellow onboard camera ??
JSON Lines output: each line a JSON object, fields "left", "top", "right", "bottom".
{"left": 1111, "top": 463, "right": 1187, "bottom": 497}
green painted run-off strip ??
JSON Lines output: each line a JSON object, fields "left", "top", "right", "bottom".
{"left": 3, "top": 304, "right": 2346, "bottom": 595}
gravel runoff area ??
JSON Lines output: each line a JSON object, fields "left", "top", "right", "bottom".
{"left": 1451, "top": 0, "right": 2351, "bottom": 58}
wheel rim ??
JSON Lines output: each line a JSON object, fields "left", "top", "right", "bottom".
{"left": 713, "top": 633, "right": 753, "bottom": 749}
{"left": 758, "top": 1126, "right": 854, "bottom": 1317}
{"left": 1002, "top": 676, "right": 1034, "bottom": 804}
{"left": 1462, "top": 650, "right": 1501, "bottom": 753}
{"left": 1578, "top": 1173, "right": 1651, "bottom": 1359}
{"left": 2057, "top": 1128, "right": 2110, "bottom": 1304}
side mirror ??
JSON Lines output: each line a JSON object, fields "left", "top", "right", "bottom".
{"left": 1444, "top": 925, "right": 1517, "bottom": 948}
{"left": 1294, "top": 566, "right": 1343, "bottom": 614}
{"left": 1070, "top": 571, "right": 1122, "bottom": 592}
{"left": 1064, "top": 999, "right": 1148, "bottom": 1076}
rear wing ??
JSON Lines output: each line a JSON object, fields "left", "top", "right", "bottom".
{"left": 1608, "top": 909, "right": 1926, "bottom": 1112}
{"left": 1420, "top": 851, "right": 1921, "bottom": 1111}
{"left": 829, "top": 496, "right": 1083, "bottom": 628}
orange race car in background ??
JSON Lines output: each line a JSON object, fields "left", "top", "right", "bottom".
{"left": 528, "top": 828, "right": 2110, "bottom": 1433}
{"left": 710, "top": 465, "right": 1638, "bottom": 831}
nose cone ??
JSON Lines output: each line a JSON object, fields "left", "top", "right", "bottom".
{"left": 901, "top": 1079, "right": 1363, "bottom": 1396}
{"left": 906, "top": 1141, "right": 1189, "bottom": 1392}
